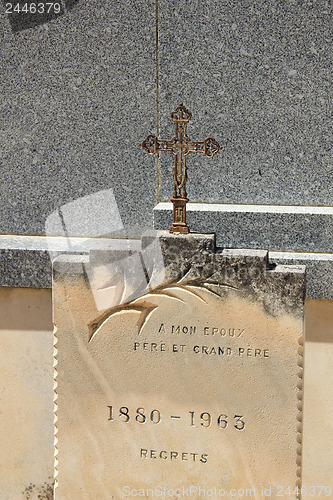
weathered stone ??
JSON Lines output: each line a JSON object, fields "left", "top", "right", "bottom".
{"left": 54, "top": 232, "right": 305, "bottom": 498}
{"left": 0, "top": 288, "right": 54, "bottom": 499}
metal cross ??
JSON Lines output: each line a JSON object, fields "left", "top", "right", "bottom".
{"left": 140, "top": 103, "right": 220, "bottom": 233}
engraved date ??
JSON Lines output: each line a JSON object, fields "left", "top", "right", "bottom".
{"left": 107, "top": 406, "right": 245, "bottom": 431}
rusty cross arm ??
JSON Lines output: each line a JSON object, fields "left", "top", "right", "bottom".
{"left": 140, "top": 103, "right": 220, "bottom": 234}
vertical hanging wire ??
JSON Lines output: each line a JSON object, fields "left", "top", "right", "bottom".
{"left": 155, "top": 0, "right": 161, "bottom": 203}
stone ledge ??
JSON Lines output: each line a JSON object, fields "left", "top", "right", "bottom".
{"left": 0, "top": 235, "right": 122, "bottom": 289}
{"left": 270, "top": 251, "right": 333, "bottom": 301}
{"left": 0, "top": 235, "right": 332, "bottom": 299}
{"left": 154, "top": 202, "right": 333, "bottom": 253}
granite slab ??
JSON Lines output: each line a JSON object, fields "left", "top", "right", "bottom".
{"left": 157, "top": 0, "right": 333, "bottom": 206}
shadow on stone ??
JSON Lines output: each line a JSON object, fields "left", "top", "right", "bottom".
{"left": 3, "top": 0, "right": 79, "bottom": 32}
{"left": 64, "top": 0, "right": 79, "bottom": 10}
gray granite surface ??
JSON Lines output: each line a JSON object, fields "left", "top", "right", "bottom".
{"left": 157, "top": 0, "right": 333, "bottom": 206}
{"left": 0, "top": 248, "right": 51, "bottom": 288}
{"left": 270, "top": 252, "right": 333, "bottom": 301}
{"left": 0, "top": 0, "right": 156, "bottom": 235}
{"left": 0, "top": 0, "right": 332, "bottom": 294}
{"left": 154, "top": 203, "right": 333, "bottom": 252}
{"left": 1, "top": 0, "right": 332, "bottom": 238}
{"left": 1, "top": 235, "right": 332, "bottom": 299}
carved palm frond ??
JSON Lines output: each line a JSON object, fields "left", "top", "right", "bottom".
{"left": 88, "top": 278, "right": 236, "bottom": 342}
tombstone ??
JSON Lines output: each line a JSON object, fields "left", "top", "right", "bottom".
{"left": 53, "top": 105, "right": 305, "bottom": 498}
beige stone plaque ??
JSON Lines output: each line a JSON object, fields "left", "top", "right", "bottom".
{"left": 54, "top": 233, "right": 305, "bottom": 499}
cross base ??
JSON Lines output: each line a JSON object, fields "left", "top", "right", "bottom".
{"left": 169, "top": 197, "right": 189, "bottom": 234}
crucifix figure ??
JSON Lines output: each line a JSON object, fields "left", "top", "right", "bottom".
{"left": 140, "top": 103, "right": 220, "bottom": 233}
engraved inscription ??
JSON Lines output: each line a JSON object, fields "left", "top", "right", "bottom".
{"left": 55, "top": 256, "right": 304, "bottom": 496}
{"left": 140, "top": 449, "right": 209, "bottom": 463}
{"left": 107, "top": 406, "right": 245, "bottom": 431}
{"left": 133, "top": 341, "right": 270, "bottom": 358}
{"left": 203, "top": 327, "right": 245, "bottom": 338}
{"left": 158, "top": 323, "right": 246, "bottom": 337}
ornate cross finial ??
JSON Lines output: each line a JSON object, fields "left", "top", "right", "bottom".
{"left": 140, "top": 103, "right": 220, "bottom": 234}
